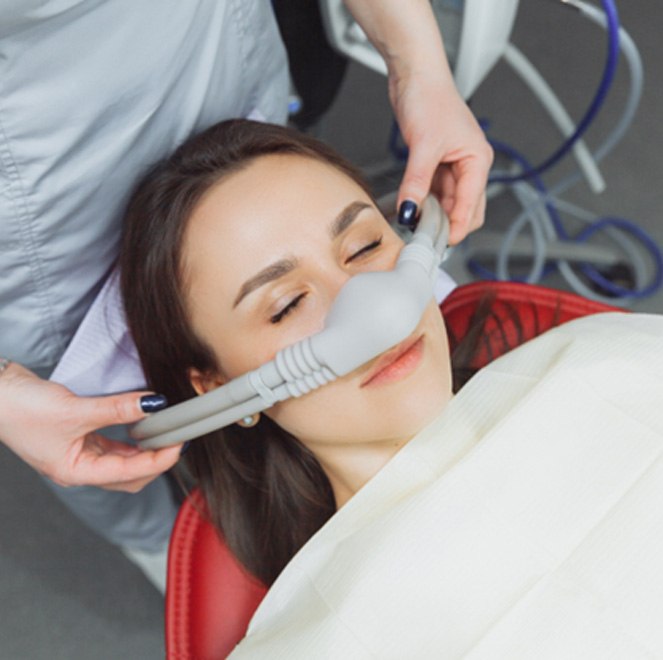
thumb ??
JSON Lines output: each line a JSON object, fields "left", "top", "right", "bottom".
{"left": 79, "top": 391, "right": 168, "bottom": 431}
{"left": 397, "top": 140, "right": 439, "bottom": 222}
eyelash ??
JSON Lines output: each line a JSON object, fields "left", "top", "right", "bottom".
{"left": 270, "top": 292, "right": 307, "bottom": 324}
{"left": 270, "top": 237, "right": 383, "bottom": 324}
{"left": 345, "top": 236, "right": 382, "bottom": 264}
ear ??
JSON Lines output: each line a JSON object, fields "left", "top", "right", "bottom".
{"left": 188, "top": 368, "right": 225, "bottom": 395}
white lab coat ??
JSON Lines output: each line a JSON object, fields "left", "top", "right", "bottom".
{"left": 0, "top": 0, "right": 288, "bottom": 552}
{"left": 231, "top": 313, "right": 663, "bottom": 659}
{"left": 0, "top": 0, "right": 288, "bottom": 370}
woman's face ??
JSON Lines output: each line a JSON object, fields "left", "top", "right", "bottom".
{"left": 182, "top": 154, "right": 452, "bottom": 451}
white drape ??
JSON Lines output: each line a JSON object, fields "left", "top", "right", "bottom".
{"left": 231, "top": 313, "right": 663, "bottom": 659}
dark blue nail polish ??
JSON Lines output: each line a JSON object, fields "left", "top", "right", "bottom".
{"left": 140, "top": 394, "right": 168, "bottom": 413}
{"left": 398, "top": 200, "right": 418, "bottom": 227}
{"left": 180, "top": 441, "right": 191, "bottom": 456}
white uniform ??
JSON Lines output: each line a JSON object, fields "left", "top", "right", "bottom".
{"left": 0, "top": 0, "right": 288, "bottom": 552}
{"left": 0, "top": 0, "right": 288, "bottom": 370}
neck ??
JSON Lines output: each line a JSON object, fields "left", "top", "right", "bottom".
{"left": 312, "top": 437, "right": 410, "bottom": 508}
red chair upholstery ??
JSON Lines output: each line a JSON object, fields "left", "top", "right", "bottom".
{"left": 165, "top": 282, "right": 622, "bottom": 659}
{"left": 165, "top": 489, "right": 267, "bottom": 659}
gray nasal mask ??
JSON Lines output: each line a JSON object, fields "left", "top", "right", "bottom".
{"left": 131, "top": 195, "right": 450, "bottom": 449}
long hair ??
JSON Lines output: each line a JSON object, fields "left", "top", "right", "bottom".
{"left": 120, "top": 120, "right": 374, "bottom": 585}
{"left": 120, "top": 119, "right": 528, "bottom": 586}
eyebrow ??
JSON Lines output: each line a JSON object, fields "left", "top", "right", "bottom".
{"left": 329, "top": 201, "right": 372, "bottom": 239}
{"left": 233, "top": 258, "right": 299, "bottom": 308}
{"left": 233, "top": 201, "right": 372, "bottom": 309}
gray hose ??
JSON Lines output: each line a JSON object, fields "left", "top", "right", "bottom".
{"left": 132, "top": 195, "right": 449, "bottom": 448}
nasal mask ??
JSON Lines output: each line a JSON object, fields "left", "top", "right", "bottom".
{"left": 132, "top": 195, "right": 450, "bottom": 449}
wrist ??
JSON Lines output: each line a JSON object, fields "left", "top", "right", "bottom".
{"left": 345, "top": 0, "right": 453, "bottom": 83}
{"left": 0, "top": 359, "right": 14, "bottom": 443}
{"left": 0, "top": 359, "right": 24, "bottom": 393}
{"left": 386, "top": 38, "right": 454, "bottom": 89}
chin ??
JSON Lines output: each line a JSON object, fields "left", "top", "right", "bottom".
{"left": 270, "top": 343, "right": 451, "bottom": 446}
{"left": 362, "top": 387, "right": 449, "bottom": 444}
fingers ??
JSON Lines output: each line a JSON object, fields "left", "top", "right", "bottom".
{"left": 78, "top": 390, "right": 168, "bottom": 432}
{"left": 55, "top": 435, "right": 183, "bottom": 492}
{"left": 396, "top": 137, "right": 440, "bottom": 222}
{"left": 100, "top": 445, "right": 183, "bottom": 493}
{"left": 395, "top": 99, "right": 493, "bottom": 242}
{"left": 398, "top": 144, "right": 492, "bottom": 242}
{"left": 444, "top": 157, "right": 490, "bottom": 245}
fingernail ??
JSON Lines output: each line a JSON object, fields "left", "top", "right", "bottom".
{"left": 398, "top": 200, "right": 418, "bottom": 227}
{"left": 140, "top": 394, "right": 168, "bottom": 413}
{"left": 180, "top": 441, "right": 191, "bottom": 456}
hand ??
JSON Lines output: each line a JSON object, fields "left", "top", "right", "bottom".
{"left": 390, "top": 69, "right": 493, "bottom": 245}
{"left": 0, "top": 362, "right": 182, "bottom": 492}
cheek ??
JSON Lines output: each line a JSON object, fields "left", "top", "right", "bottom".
{"left": 266, "top": 311, "right": 452, "bottom": 445}
{"left": 267, "top": 369, "right": 449, "bottom": 446}
{"left": 208, "top": 231, "right": 404, "bottom": 380}
{"left": 209, "top": 300, "right": 328, "bottom": 380}
{"left": 265, "top": 379, "right": 355, "bottom": 442}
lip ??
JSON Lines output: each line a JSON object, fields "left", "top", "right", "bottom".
{"left": 360, "top": 333, "right": 425, "bottom": 388}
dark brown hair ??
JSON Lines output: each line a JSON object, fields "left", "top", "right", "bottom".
{"left": 120, "top": 119, "right": 520, "bottom": 587}
{"left": 120, "top": 120, "right": 376, "bottom": 585}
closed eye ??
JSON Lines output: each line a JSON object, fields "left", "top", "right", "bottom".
{"left": 346, "top": 237, "right": 383, "bottom": 264}
{"left": 270, "top": 292, "right": 307, "bottom": 324}
{"left": 269, "top": 237, "right": 382, "bottom": 323}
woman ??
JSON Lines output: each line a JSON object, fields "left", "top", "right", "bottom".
{"left": 122, "top": 118, "right": 454, "bottom": 583}
{"left": 0, "top": 0, "right": 490, "bottom": 497}
{"left": 0, "top": 2, "right": 491, "bottom": 602}
{"left": 121, "top": 120, "right": 663, "bottom": 657}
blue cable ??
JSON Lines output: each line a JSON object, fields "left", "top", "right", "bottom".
{"left": 387, "top": 0, "right": 663, "bottom": 300}
{"left": 575, "top": 218, "right": 663, "bottom": 298}
{"left": 483, "top": 138, "right": 561, "bottom": 279}
{"left": 490, "top": 138, "right": 565, "bottom": 236}
{"left": 475, "top": 138, "right": 663, "bottom": 299}
{"left": 392, "top": 0, "right": 620, "bottom": 183}
{"left": 490, "top": 0, "right": 621, "bottom": 185}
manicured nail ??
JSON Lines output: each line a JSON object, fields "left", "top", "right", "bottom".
{"left": 180, "top": 441, "right": 191, "bottom": 456}
{"left": 140, "top": 394, "right": 168, "bottom": 413}
{"left": 398, "top": 200, "right": 418, "bottom": 227}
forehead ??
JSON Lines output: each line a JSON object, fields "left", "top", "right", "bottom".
{"left": 181, "top": 153, "right": 373, "bottom": 288}
{"left": 192, "top": 153, "right": 366, "bottom": 228}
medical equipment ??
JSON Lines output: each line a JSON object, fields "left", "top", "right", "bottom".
{"left": 318, "top": 0, "right": 519, "bottom": 100}
{"left": 131, "top": 195, "right": 450, "bottom": 449}
{"left": 381, "top": 0, "right": 662, "bottom": 305}
{"left": 478, "top": 0, "right": 663, "bottom": 305}
{"left": 491, "top": 0, "right": 620, "bottom": 190}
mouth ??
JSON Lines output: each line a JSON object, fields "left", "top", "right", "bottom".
{"left": 360, "top": 333, "right": 425, "bottom": 388}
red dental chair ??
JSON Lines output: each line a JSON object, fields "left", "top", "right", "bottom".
{"left": 165, "top": 281, "right": 622, "bottom": 659}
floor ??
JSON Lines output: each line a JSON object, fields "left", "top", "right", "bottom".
{"left": 1, "top": 3, "right": 660, "bottom": 658}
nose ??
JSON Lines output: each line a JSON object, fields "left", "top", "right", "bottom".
{"left": 316, "top": 263, "right": 355, "bottom": 311}
{"left": 317, "top": 241, "right": 402, "bottom": 311}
